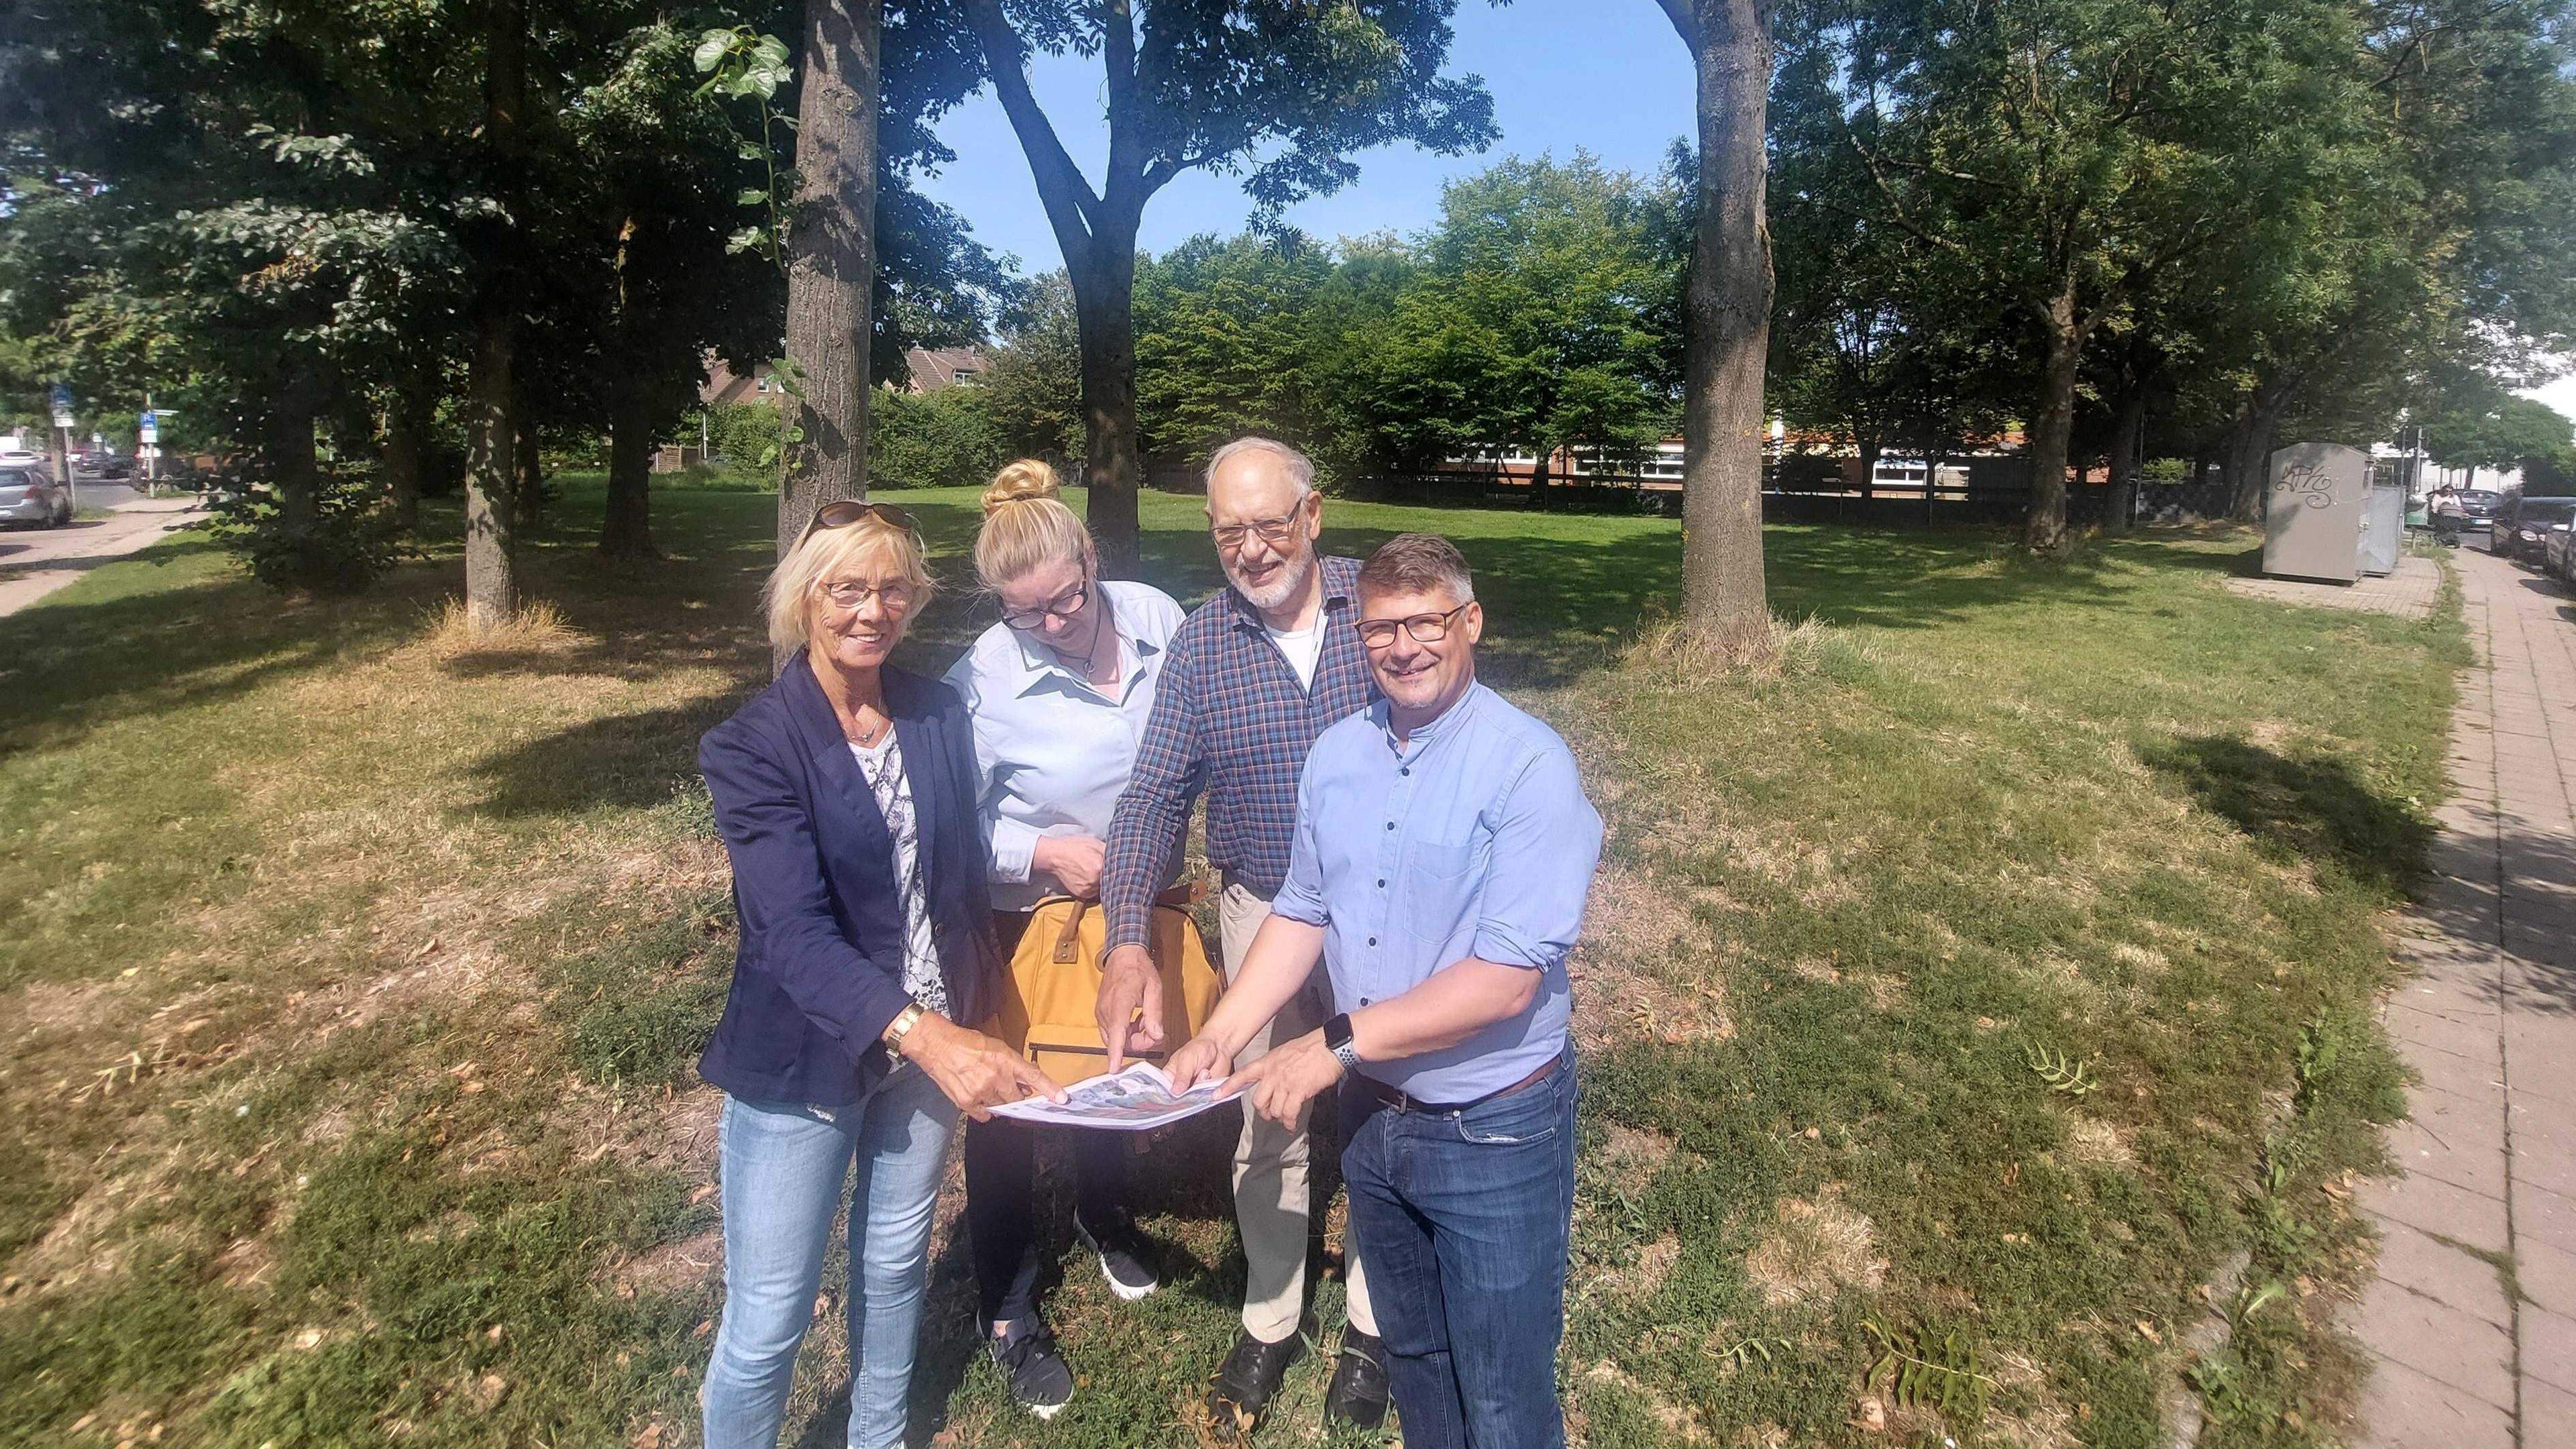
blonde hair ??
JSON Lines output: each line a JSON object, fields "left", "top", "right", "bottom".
{"left": 973, "top": 459, "right": 1095, "bottom": 592}
{"left": 763, "top": 511, "right": 936, "bottom": 656}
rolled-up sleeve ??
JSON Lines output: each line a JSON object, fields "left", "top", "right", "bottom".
{"left": 1471, "top": 745, "right": 1603, "bottom": 972}
{"left": 1102, "top": 652, "right": 1207, "bottom": 952}
{"left": 1267, "top": 762, "right": 1331, "bottom": 928}
{"left": 700, "top": 727, "right": 910, "bottom": 1045}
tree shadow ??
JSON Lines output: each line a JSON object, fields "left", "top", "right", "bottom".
{"left": 2137, "top": 733, "right": 2432, "bottom": 897}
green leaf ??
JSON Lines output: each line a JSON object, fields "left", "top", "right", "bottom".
{"left": 692, "top": 31, "right": 735, "bottom": 74}
{"left": 737, "top": 140, "right": 767, "bottom": 162}
{"left": 751, "top": 35, "right": 790, "bottom": 70}
{"left": 725, "top": 225, "right": 767, "bottom": 254}
{"left": 737, "top": 189, "right": 769, "bottom": 207}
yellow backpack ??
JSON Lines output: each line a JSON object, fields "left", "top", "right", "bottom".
{"left": 993, "top": 895, "right": 1224, "bottom": 1085}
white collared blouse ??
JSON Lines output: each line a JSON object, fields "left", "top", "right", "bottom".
{"left": 943, "top": 578, "right": 1190, "bottom": 912}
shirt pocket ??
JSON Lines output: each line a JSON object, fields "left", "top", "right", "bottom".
{"left": 1401, "top": 836, "right": 1479, "bottom": 943}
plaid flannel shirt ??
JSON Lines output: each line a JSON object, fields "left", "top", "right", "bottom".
{"left": 1100, "top": 555, "right": 1376, "bottom": 953}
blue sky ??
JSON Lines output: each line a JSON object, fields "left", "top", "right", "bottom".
{"left": 909, "top": 3, "right": 1697, "bottom": 273}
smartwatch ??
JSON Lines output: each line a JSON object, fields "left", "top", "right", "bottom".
{"left": 1324, "top": 1013, "right": 1362, "bottom": 1075}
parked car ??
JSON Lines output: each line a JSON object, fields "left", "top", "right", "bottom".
{"left": 2491, "top": 494, "right": 2576, "bottom": 564}
{"left": 2548, "top": 521, "right": 2576, "bottom": 584}
{"left": 0, "top": 448, "right": 44, "bottom": 471}
{"left": 0, "top": 466, "right": 70, "bottom": 528}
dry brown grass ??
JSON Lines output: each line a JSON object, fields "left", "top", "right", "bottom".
{"left": 1743, "top": 1188, "right": 1887, "bottom": 1308}
{"left": 421, "top": 596, "right": 586, "bottom": 658}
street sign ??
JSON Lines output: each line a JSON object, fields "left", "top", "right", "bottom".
{"left": 139, "top": 410, "right": 158, "bottom": 444}
{"left": 139, "top": 445, "right": 161, "bottom": 461}
{"left": 49, "top": 383, "right": 70, "bottom": 410}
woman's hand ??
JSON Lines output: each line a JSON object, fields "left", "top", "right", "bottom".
{"left": 898, "top": 1013, "right": 1065, "bottom": 1121}
{"left": 1161, "top": 1034, "right": 1234, "bottom": 1095}
{"left": 1031, "top": 834, "right": 1108, "bottom": 900}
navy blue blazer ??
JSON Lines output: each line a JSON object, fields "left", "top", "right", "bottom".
{"left": 696, "top": 658, "right": 999, "bottom": 1108}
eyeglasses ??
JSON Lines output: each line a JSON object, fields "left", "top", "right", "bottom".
{"left": 1354, "top": 603, "right": 1469, "bottom": 649}
{"left": 798, "top": 498, "right": 918, "bottom": 544}
{"left": 819, "top": 578, "right": 918, "bottom": 612}
{"left": 1210, "top": 503, "right": 1308, "bottom": 551}
{"left": 1000, "top": 579, "right": 1089, "bottom": 631}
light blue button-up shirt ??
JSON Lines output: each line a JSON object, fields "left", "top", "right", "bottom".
{"left": 1270, "top": 680, "right": 1603, "bottom": 1102}
{"left": 945, "top": 580, "right": 1189, "bottom": 912}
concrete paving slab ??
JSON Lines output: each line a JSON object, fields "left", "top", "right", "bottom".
{"left": 2361, "top": 1171, "right": 2512, "bottom": 1254}
{"left": 2369, "top": 1219, "right": 2513, "bottom": 1328}
{"left": 2359, "top": 1352, "right": 2517, "bottom": 1448}
{"left": 2353, "top": 1274, "right": 2518, "bottom": 1409}
{"left": 2526, "top": 1306, "right": 2576, "bottom": 1397}
{"left": 2522, "top": 1177, "right": 2576, "bottom": 1256}
{"left": 2524, "top": 1230, "right": 2576, "bottom": 1319}
{"left": 2390, "top": 1004, "right": 2507, "bottom": 1066}
{"left": 2526, "top": 1377, "right": 2576, "bottom": 1449}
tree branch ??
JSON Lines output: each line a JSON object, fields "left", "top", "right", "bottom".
{"left": 959, "top": 0, "right": 1104, "bottom": 257}
{"left": 1657, "top": 0, "right": 1698, "bottom": 50}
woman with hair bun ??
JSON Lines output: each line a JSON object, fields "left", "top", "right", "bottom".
{"left": 942, "top": 459, "right": 1189, "bottom": 1419}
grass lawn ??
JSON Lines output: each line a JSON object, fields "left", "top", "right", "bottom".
{"left": 0, "top": 477, "right": 2459, "bottom": 1447}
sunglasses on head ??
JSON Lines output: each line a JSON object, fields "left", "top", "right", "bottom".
{"left": 798, "top": 499, "right": 919, "bottom": 543}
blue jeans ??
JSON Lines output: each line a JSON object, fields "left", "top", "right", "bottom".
{"left": 701, "top": 1069, "right": 959, "bottom": 1449}
{"left": 1341, "top": 1055, "right": 1578, "bottom": 1449}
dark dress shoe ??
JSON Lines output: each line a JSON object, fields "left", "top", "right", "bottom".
{"left": 1324, "top": 1328, "right": 1391, "bottom": 1429}
{"left": 1206, "top": 1328, "right": 1306, "bottom": 1440}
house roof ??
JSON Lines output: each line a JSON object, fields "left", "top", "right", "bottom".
{"left": 904, "top": 345, "right": 988, "bottom": 392}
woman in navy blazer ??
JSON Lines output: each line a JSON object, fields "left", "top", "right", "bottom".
{"left": 696, "top": 502, "right": 1063, "bottom": 1449}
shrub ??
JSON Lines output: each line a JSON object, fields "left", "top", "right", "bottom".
{"left": 207, "top": 470, "right": 413, "bottom": 592}
{"left": 702, "top": 400, "right": 786, "bottom": 485}
{"left": 2141, "top": 456, "right": 2192, "bottom": 485}
{"left": 869, "top": 383, "right": 1007, "bottom": 490}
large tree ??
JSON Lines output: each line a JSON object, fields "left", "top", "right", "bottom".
{"left": 1772, "top": 0, "right": 2357, "bottom": 551}
{"left": 957, "top": 0, "right": 1493, "bottom": 573}
{"left": 1660, "top": 0, "right": 1774, "bottom": 654}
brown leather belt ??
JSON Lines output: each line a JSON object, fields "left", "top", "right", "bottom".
{"left": 1352, "top": 1052, "right": 1564, "bottom": 1116}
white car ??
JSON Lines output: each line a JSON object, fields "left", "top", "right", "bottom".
{"left": 0, "top": 449, "right": 45, "bottom": 469}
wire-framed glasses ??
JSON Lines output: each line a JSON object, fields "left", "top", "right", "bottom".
{"left": 1354, "top": 602, "right": 1468, "bottom": 649}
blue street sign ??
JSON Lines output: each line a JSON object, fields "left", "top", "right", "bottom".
{"left": 139, "top": 410, "right": 158, "bottom": 443}
{"left": 49, "top": 383, "right": 71, "bottom": 411}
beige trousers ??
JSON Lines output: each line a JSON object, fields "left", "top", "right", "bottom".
{"left": 1218, "top": 879, "right": 1377, "bottom": 1343}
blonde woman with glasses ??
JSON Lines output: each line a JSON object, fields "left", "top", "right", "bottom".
{"left": 695, "top": 500, "right": 1063, "bottom": 1449}
{"left": 941, "top": 460, "right": 1189, "bottom": 1418}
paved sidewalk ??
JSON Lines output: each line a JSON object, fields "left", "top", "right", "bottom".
{"left": 0, "top": 493, "right": 201, "bottom": 618}
{"left": 2224, "top": 553, "right": 2443, "bottom": 619}
{"left": 2356, "top": 544, "right": 2576, "bottom": 1448}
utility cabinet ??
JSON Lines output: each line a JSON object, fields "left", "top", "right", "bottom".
{"left": 2263, "top": 443, "right": 2371, "bottom": 584}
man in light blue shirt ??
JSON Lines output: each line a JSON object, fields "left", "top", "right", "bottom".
{"left": 1168, "top": 533, "right": 1602, "bottom": 1449}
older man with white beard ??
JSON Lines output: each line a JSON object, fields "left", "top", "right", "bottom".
{"left": 1095, "top": 436, "right": 1387, "bottom": 1437}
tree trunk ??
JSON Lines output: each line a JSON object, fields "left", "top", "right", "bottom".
{"left": 1669, "top": 0, "right": 1774, "bottom": 655}
{"left": 514, "top": 403, "right": 544, "bottom": 529}
{"left": 462, "top": 0, "right": 525, "bottom": 632}
{"left": 2224, "top": 386, "right": 2289, "bottom": 522}
{"left": 1857, "top": 435, "right": 1881, "bottom": 500}
{"left": 1070, "top": 231, "right": 1142, "bottom": 576}
{"left": 268, "top": 387, "right": 322, "bottom": 542}
{"left": 2104, "top": 385, "right": 2145, "bottom": 536}
{"left": 1527, "top": 444, "right": 1552, "bottom": 498}
{"left": 602, "top": 373, "right": 659, "bottom": 560}
{"left": 382, "top": 374, "right": 431, "bottom": 534}
{"left": 2023, "top": 283, "right": 2082, "bottom": 553}
{"left": 778, "top": 0, "right": 882, "bottom": 565}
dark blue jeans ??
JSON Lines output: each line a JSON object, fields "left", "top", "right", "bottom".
{"left": 1341, "top": 1054, "right": 1578, "bottom": 1449}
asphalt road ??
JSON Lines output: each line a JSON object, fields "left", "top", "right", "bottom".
{"left": 0, "top": 486, "right": 203, "bottom": 619}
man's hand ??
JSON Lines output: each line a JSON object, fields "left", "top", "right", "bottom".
{"left": 899, "top": 1013, "right": 1066, "bottom": 1121}
{"left": 1222, "top": 1028, "right": 1344, "bottom": 1128}
{"left": 1031, "top": 834, "right": 1108, "bottom": 900}
{"left": 1095, "top": 943, "right": 1165, "bottom": 1071}
{"left": 1162, "top": 1034, "right": 1234, "bottom": 1094}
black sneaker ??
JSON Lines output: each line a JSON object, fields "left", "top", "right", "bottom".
{"left": 1324, "top": 1329, "right": 1391, "bottom": 1430}
{"left": 1206, "top": 1328, "right": 1305, "bottom": 1440}
{"left": 986, "top": 1316, "right": 1073, "bottom": 1420}
{"left": 1074, "top": 1214, "right": 1161, "bottom": 1301}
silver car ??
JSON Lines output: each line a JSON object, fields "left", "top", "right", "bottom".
{"left": 0, "top": 466, "right": 70, "bottom": 527}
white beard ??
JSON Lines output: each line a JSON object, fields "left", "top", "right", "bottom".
{"left": 1226, "top": 546, "right": 1314, "bottom": 613}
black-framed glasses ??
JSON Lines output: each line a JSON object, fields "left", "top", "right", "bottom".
{"left": 1354, "top": 603, "right": 1468, "bottom": 649}
{"left": 798, "top": 498, "right": 918, "bottom": 544}
{"left": 1210, "top": 499, "right": 1309, "bottom": 551}
{"left": 1000, "top": 579, "right": 1089, "bottom": 631}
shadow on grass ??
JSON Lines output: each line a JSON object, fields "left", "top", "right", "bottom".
{"left": 2138, "top": 733, "right": 2432, "bottom": 896}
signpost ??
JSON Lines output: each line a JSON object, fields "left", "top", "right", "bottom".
{"left": 48, "top": 383, "right": 74, "bottom": 508}
{"left": 140, "top": 409, "right": 159, "bottom": 495}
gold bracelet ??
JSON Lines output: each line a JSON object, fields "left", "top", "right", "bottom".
{"left": 881, "top": 1002, "right": 928, "bottom": 1049}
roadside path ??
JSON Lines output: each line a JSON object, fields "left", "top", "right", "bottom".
{"left": 0, "top": 488, "right": 201, "bottom": 619}
{"left": 2357, "top": 542, "right": 2576, "bottom": 1447}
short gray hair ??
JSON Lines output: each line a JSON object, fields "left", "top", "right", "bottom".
{"left": 1357, "top": 533, "right": 1474, "bottom": 605}
{"left": 1204, "top": 435, "right": 1315, "bottom": 498}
